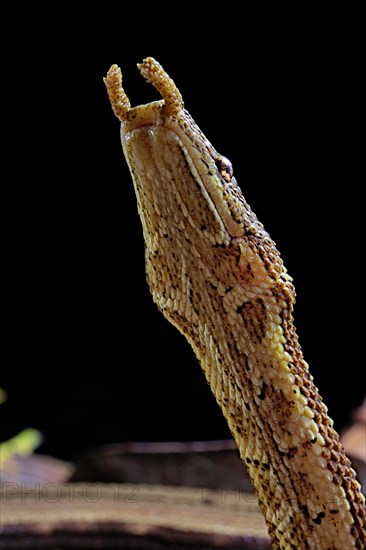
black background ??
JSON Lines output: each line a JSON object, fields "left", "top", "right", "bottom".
{"left": 5, "top": 11, "right": 364, "bottom": 461}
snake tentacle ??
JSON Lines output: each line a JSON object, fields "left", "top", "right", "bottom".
{"left": 104, "top": 57, "right": 366, "bottom": 549}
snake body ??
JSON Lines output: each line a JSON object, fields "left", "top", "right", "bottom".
{"left": 104, "top": 58, "right": 366, "bottom": 549}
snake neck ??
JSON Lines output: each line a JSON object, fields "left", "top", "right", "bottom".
{"left": 147, "top": 236, "right": 366, "bottom": 550}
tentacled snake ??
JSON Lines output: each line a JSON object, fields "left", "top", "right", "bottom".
{"left": 104, "top": 57, "right": 366, "bottom": 549}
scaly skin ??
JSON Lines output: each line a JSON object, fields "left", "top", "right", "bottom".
{"left": 104, "top": 58, "right": 366, "bottom": 549}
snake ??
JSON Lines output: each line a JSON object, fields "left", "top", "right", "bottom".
{"left": 104, "top": 57, "right": 366, "bottom": 549}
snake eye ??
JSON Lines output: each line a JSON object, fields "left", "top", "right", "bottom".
{"left": 216, "top": 156, "right": 234, "bottom": 182}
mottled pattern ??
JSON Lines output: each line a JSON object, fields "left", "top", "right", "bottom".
{"left": 104, "top": 58, "right": 366, "bottom": 549}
